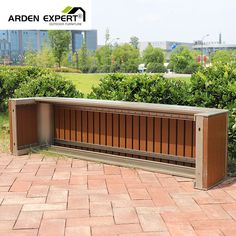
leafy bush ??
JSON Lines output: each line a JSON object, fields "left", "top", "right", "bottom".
{"left": 15, "top": 76, "right": 83, "bottom": 98}
{"left": 146, "top": 63, "right": 167, "bottom": 73}
{"left": 88, "top": 73, "right": 190, "bottom": 105}
{"left": 0, "top": 66, "right": 83, "bottom": 111}
{"left": 189, "top": 62, "right": 236, "bottom": 173}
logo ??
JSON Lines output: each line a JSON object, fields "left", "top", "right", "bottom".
{"left": 62, "top": 6, "right": 86, "bottom": 22}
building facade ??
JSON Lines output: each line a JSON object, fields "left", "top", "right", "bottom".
{"left": 0, "top": 30, "right": 97, "bottom": 64}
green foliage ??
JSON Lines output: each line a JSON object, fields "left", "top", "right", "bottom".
{"left": 95, "top": 45, "right": 112, "bottom": 73}
{"left": 146, "top": 63, "right": 167, "bottom": 73}
{"left": 0, "top": 66, "right": 83, "bottom": 111}
{"left": 88, "top": 73, "right": 190, "bottom": 105}
{"left": 15, "top": 76, "right": 83, "bottom": 98}
{"left": 170, "top": 46, "right": 200, "bottom": 74}
{"left": 211, "top": 50, "right": 236, "bottom": 64}
{"left": 77, "top": 42, "right": 90, "bottom": 73}
{"left": 190, "top": 62, "right": 236, "bottom": 167}
{"left": 130, "top": 36, "right": 139, "bottom": 49}
{"left": 24, "top": 47, "right": 55, "bottom": 68}
{"left": 48, "top": 30, "right": 71, "bottom": 68}
{"left": 111, "top": 44, "right": 140, "bottom": 73}
{"left": 143, "top": 43, "right": 165, "bottom": 65}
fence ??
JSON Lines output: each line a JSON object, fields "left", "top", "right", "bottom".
{"left": 9, "top": 97, "right": 228, "bottom": 190}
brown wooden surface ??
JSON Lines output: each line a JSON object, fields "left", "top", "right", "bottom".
{"left": 76, "top": 110, "right": 82, "bottom": 142}
{"left": 88, "top": 112, "right": 94, "bottom": 144}
{"left": 65, "top": 109, "right": 71, "bottom": 141}
{"left": 94, "top": 112, "right": 100, "bottom": 145}
{"left": 133, "top": 116, "right": 140, "bottom": 151}
{"left": 9, "top": 102, "right": 13, "bottom": 153}
{"left": 140, "top": 116, "right": 147, "bottom": 152}
{"left": 177, "top": 120, "right": 185, "bottom": 156}
{"left": 70, "top": 110, "right": 76, "bottom": 142}
{"left": 154, "top": 117, "right": 161, "bottom": 154}
{"left": 169, "top": 119, "right": 177, "bottom": 156}
{"left": 54, "top": 107, "right": 60, "bottom": 139}
{"left": 162, "top": 118, "right": 169, "bottom": 155}
{"left": 113, "top": 114, "right": 119, "bottom": 147}
{"left": 147, "top": 117, "right": 154, "bottom": 153}
{"left": 82, "top": 111, "right": 88, "bottom": 143}
{"left": 59, "top": 108, "right": 65, "bottom": 140}
{"left": 106, "top": 113, "right": 113, "bottom": 147}
{"left": 119, "top": 114, "right": 126, "bottom": 148}
{"left": 100, "top": 113, "right": 106, "bottom": 145}
{"left": 126, "top": 115, "right": 133, "bottom": 157}
{"left": 16, "top": 104, "right": 38, "bottom": 147}
{"left": 203, "top": 114, "right": 227, "bottom": 189}
{"left": 185, "top": 120, "right": 193, "bottom": 158}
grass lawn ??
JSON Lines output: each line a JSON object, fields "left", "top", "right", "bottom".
{"left": 60, "top": 73, "right": 191, "bottom": 95}
{"left": 60, "top": 73, "right": 106, "bottom": 95}
{"left": 0, "top": 112, "right": 9, "bottom": 153}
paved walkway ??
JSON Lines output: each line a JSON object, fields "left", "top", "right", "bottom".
{"left": 0, "top": 152, "right": 236, "bottom": 236}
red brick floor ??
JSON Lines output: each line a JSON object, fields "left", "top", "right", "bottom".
{"left": 0, "top": 152, "right": 236, "bottom": 236}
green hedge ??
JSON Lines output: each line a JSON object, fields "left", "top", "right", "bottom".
{"left": 0, "top": 66, "right": 83, "bottom": 111}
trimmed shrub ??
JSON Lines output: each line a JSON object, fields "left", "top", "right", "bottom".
{"left": 146, "top": 63, "right": 167, "bottom": 73}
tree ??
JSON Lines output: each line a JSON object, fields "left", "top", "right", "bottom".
{"left": 211, "top": 50, "right": 236, "bottom": 64}
{"left": 77, "top": 42, "right": 90, "bottom": 73}
{"left": 95, "top": 45, "right": 112, "bottom": 72}
{"left": 111, "top": 44, "right": 140, "bottom": 73}
{"left": 170, "top": 46, "right": 200, "bottom": 74}
{"left": 105, "top": 28, "right": 110, "bottom": 45}
{"left": 143, "top": 43, "right": 165, "bottom": 64}
{"left": 48, "top": 30, "right": 71, "bottom": 68}
{"left": 130, "top": 36, "right": 139, "bottom": 49}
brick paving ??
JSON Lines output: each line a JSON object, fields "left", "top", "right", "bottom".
{"left": 0, "top": 152, "right": 236, "bottom": 236}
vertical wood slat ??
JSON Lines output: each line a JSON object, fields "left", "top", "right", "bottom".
{"left": 113, "top": 114, "right": 119, "bottom": 147}
{"left": 119, "top": 114, "right": 126, "bottom": 149}
{"left": 76, "top": 110, "right": 82, "bottom": 142}
{"left": 65, "top": 109, "right": 71, "bottom": 141}
{"left": 185, "top": 120, "right": 193, "bottom": 158}
{"left": 70, "top": 110, "right": 76, "bottom": 142}
{"left": 59, "top": 108, "right": 65, "bottom": 140}
{"left": 133, "top": 116, "right": 140, "bottom": 159}
{"left": 147, "top": 117, "right": 154, "bottom": 160}
{"left": 88, "top": 111, "right": 94, "bottom": 144}
{"left": 82, "top": 111, "right": 88, "bottom": 143}
{"left": 126, "top": 115, "right": 133, "bottom": 157}
{"left": 161, "top": 118, "right": 169, "bottom": 155}
{"left": 177, "top": 120, "right": 185, "bottom": 156}
{"left": 140, "top": 116, "right": 147, "bottom": 153}
{"left": 100, "top": 113, "right": 106, "bottom": 146}
{"left": 169, "top": 119, "right": 177, "bottom": 156}
{"left": 94, "top": 112, "right": 100, "bottom": 145}
{"left": 54, "top": 107, "right": 60, "bottom": 139}
{"left": 106, "top": 113, "right": 113, "bottom": 147}
{"left": 154, "top": 117, "right": 161, "bottom": 154}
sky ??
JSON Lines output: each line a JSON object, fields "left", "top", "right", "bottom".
{"left": 91, "top": 0, "right": 236, "bottom": 45}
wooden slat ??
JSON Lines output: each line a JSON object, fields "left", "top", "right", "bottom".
{"left": 65, "top": 109, "right": 71, "bottom": 141}
{"left": 161, "top": 118, "right": 169, "bottom": 155}
{"left": 100, "top": 113, "right": 106, "bottom": 145}
{"left": 106, "top": 113, "right": 113, "bottom": 147}
{"left": 88, "top": 111, "right": 94, "bottom": 144}
{"left": 169, "top": 119, "right": 177, "bottom": 156}
{"left": 185, "top": 120, "right": 193, "bottom": 157}
{"left": 59, "top": 108, "right": 65, "bottom": 140}
{"left": 76, "top": 110, "right": 82, "bottom": 142}
{"left": 133, "top": 116, "right": 139, "bottom": 151}
{"left": 70, "top": 110, "right": 76, "bottom": 142}
{"left": 126, "top": 115, "right": 133, "bottom": 157}
{"left": 94, "top": 112, "right": 100, "bottom": 145}
{"left": 54, "top": 108, "right": 60, "bottom": 139}
{"left": 119, "top": 114, "right": 126, "bottom": 148}
{"left": 154, "top": 117, "right": 161, "bottom": 154}
{"left": 113, "top": 114, "right": 119, "bottom": 147}
{"left": 140, "top": 116, "right": 147, "bottom": 152}
{"left": 147, "top": 117, "right": 154, "bottom": 160}
{"left": 177, "top": 120, "right": 185, "bottom": 156}
{"left": 82, "top": 111, "right": 88, "bottom": 143}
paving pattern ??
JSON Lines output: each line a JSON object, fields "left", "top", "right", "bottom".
{"left": 0, "top": 152, "right": 236, "bottom": 236}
